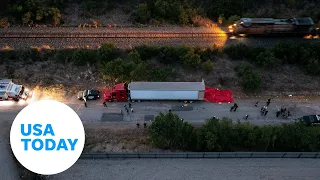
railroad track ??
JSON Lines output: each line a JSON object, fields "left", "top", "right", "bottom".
{"left": 0, "top": 32, "right": 227, "bottom": 38}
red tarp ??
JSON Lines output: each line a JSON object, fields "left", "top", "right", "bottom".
{"left": 204, "top": 87, "right": 234, "bottom": 103}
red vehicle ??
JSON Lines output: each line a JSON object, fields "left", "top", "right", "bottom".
{"left": 103, "top": 83, "right": 129, "bottom": 102}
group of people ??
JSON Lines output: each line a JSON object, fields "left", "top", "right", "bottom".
{"left": 136, "top": 122, "right": 147, "bottom": 128}
{"left": 122, "top": 103, "right": 134, "bottom": 114}
{"left": 276, "top": 108, "right": 291, "bottom": 119}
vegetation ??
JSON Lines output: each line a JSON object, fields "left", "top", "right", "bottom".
{"left": 1, "top": 0, "right": 319, "bottom": 26}
{"left": 149, "top": 113, "right": 320, "bottom": 152}
{"left": 1, "top": 42, "right": 320, "bottom": 91}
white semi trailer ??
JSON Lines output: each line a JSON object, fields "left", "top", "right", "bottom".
{"left": 127, "top": 80, "right": 205, "bottom": 103}
{"left": 0, "top": 79, "right": 32, "bottom": 101}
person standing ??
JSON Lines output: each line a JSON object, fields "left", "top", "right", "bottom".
{"left": 266, "top": 99, "right": 271, "bottom": 106}
{"left": 233, "top": 103, "right": 238, "bottom": 111}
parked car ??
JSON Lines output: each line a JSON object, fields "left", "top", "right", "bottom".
{"left": 77, "top": 90, "right": 100, "bottom": 100}
{"left": 299, "top": 115, "right": 320, "bottom": 126}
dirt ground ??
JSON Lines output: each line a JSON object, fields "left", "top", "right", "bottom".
{"left": 84, "top": 124, "right": 154, "bottom": 153}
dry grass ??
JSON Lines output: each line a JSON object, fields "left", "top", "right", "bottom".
{"left": 84, "top": 126, "right": 153, "bottom": 152}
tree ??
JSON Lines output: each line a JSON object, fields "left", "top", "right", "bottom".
{"left": 240, "top": 71, "right": 261, "bottom": 92}
{"left": 128, "top": 50, "right": 142, "bottom": 64}
{"left": 149, "top": 112, "right": 196, "bottom": 150}
{"left": 182, "top": 50, "right": 201, "bottom": 69}
{"left": 22, "top": 12, "right": 33, "bottom": 25}
{"left": 179, "top": 8, "right": 189, "bottom": 25}
{"left": 135, "top": 3, "right": 151, "bottom": 24}
{"left": 202, "top": 60, "right": 214, "bottom": 74}
{"left": 98, "top": 42, "right": 115, "bottom": 62}
{"left": 255, "top": 50, "right": 277, "bottom": 68}
{"left": 50, "top": 7, "right": 61, "bottom": 26}
{"left": 198, "top": 118, "right": 233, "bottom": 151}
{"left": 130, "top": 62, "right": 148, "bottom": 80}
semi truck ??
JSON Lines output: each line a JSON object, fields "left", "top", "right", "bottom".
{"left": 0, "top": 79, "right": 32, "bottom": 101}
{"left": 103, "top": 80, "right": 206, "bottom": 103}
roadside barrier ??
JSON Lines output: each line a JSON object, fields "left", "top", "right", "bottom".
{"left": 80, "top": 152, "right": 320, "bottom": 159}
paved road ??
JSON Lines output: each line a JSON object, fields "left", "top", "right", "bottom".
{"left": 1, "top": 99, "right": 319, "bottom": 125}
{"left": 51, "top": 158, "right": 320, "bottom": 180}
{"left": 0, "top": 112, "right": 20, "bottom": 180}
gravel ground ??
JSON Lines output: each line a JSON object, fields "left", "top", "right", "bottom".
{"left": 50, "top": 158, "right": 320, "bottom": 180}
{"left": 1, "top": 37, "right": 319, "bottom": 50}
{"left": 0, "top": 27, "right": 319, "bottom": 50}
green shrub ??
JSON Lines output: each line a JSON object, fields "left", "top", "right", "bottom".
{"left": 240, "top": 70, "right": 261, "bottom": 92}
{"left": 149, "top": 112, "right": 196, "bottom": 150}
{"left": 202, "top": 60, "right": 214, "bottom": 74}
{"left": 235, "top": 63, "right": 261, "bottom": 92}
{"left": 234, "top": 62, "right": 252, "bottom": 77}
{"left": 128, "top": 50, "right": 142, "bottom": 64}
{"left": 182, "top": 50, "right": 201, "bottom": 69}
{"left": 224, "top": 44, "right": 250, "bottom": 60}
{"left": 98, "top": 42, "right": 115, "bottom": 62}
{"left": 72, "top": 49, "right": 97, "bottom": 66}
{"left": 134, "top": 45, "right": 159, "bottom": 60}
{"left": 130, "top": 62, "right": 148, "bottom": 80}
{"left": 197, "top": 118, "right": 233, "bottom": 151}
{"left": 135, "top": 3, "right": 151, "bottom": 24}
{"left": 149, "top": 114, "right": 320, "bottom": 152}
{"left": 255, "top": 50, "right": 277, "bottom": 68}
{"left": 150, "top": 67, "right": 176, "bottom": 81}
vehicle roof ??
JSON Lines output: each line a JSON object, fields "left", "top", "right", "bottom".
{"left": 239, "top": 17, "right": 314, "bottom": 25}
{"left": 0, "top": 79, "right": 12, "bottom": 92}
{"left": 88, "top": 90, "right": 99, "bottom": 95}
{"left": 302, "top": 115, "right": 320, "bottom": 123}
{"left": 128, "top": 81, "right": 205, "bottom": 91}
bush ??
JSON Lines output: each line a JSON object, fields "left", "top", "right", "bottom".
{"left": 240, "top": 71, "right": 261, "bottom": 92}
{"left": 130, "top": 62, "right": 148, "bottom": 80}
{"left": 128, "top": 50, "right": 142, "bottom": 64}
{"left": 135, "top": 3, "right": 151, "bottom": 24}
{"left": 149, "top": 114, "right": 320, "bottom": 152}
{"left": 224, "top": 44, "right": 250, "bottom": 60}
{"left": 182, "top": 50, "right": 201, "bottom": 69}
{"left": 72, "top": 49, "right": 97, "bottom": 66}
{"left": 150, "top": 67, "right": 176, "bottom": 81}
{"left": 98, "top": 42, "right": 115, "bottom": 62}
{"left": 197, "top": 118, "right": 233, "bottom": 151}
{"left": 148, "top": 112, "right": 196, "bottom": 150}
{"left": 255, "top": 50, "right": 277, "bottom": 68}
{"left": 134, "top": 45, "right": 159, "bottom": 60}
{"left": 202, "top": 60, "right": 214, "bottom": 74}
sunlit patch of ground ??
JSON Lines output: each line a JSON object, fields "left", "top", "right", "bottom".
{"left": 28, "top": 85, "right": 68, "bottom": 103}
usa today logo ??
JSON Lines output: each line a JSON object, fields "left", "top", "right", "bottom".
{"left": 10, "top": 100, "right": 85, "bottom": 175}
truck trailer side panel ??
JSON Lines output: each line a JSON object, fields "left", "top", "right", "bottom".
{"left": 130, "top": 90, "right": 204, "bottom": 100}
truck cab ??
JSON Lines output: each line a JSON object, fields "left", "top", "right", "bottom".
{"left": 103, "top": 83, "right": 128, "bottom": 102}
{"left": 0, "top": 79, "right": 32, "bottom": 101}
